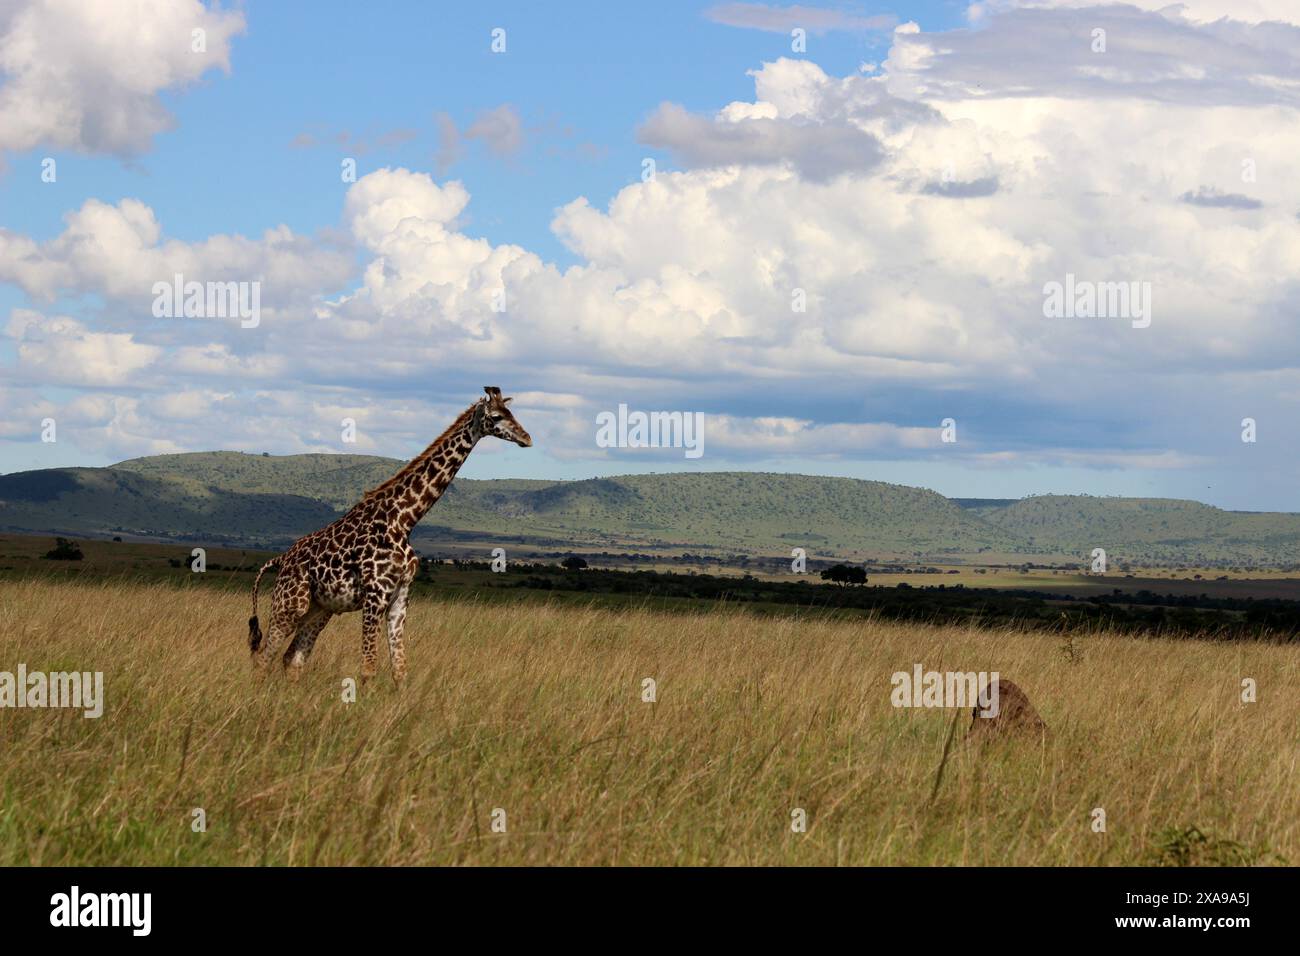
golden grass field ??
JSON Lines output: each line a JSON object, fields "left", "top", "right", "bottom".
{"left": 0, "top": 576, "right": 1296, "bottom": 866}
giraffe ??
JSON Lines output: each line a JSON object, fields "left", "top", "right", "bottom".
{"left": 248, "top": 387, "right": 531, "bottom": 685}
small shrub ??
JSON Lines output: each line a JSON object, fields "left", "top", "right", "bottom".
{"left": 43, "top": 537, "right": 83, "bottom": 561}
{"left": 1144, "top": 826, "right": 1276, "bottom": 867}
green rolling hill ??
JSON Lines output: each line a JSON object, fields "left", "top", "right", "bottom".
{"left": 109, "top": 454, "right": 1009, "bottom": 556}
{"left": 0, "top": 465, "right": 338, "bottom": 545}
{"left": 0, "top": 451, "right": 1295, "bottom": 566}
{"left": 110, "top": 451, "right": 403, "bottom": 509}
{"left": 975, "top": 494, "right": 1300, "bottom": 566}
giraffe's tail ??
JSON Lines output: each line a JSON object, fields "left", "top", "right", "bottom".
{"left": 249, "top": 557, "right": 280, "bottom": 654}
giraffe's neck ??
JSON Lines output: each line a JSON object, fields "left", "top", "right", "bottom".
{"left": 373, "top": 410, "right": 480, "bottom": 538}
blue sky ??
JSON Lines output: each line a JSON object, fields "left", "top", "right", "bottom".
{"left": 1, "top": 0, "right": 1298, "bottom": 511}
{"left": 1, "top": 2, "right": 942, "bottom": 255}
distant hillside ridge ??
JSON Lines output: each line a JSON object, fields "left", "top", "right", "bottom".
{"left": 980, "top": 494, "right": 1300, "bottom": 566}
{"left": 108, "top": 454, "right": 1010, "bottom": 555}
{"left": 0, "top": 466, "right": 337, "bottom": 545}
{"left": 0, "top": 451, "right": 1293, "bottom": 565}
{"left": 112, "top": 451, "right": 403, "bottom": 509}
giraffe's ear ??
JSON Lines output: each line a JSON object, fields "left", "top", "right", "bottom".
{"left": 502, "top": 397, "right": 513, "bottom": 405}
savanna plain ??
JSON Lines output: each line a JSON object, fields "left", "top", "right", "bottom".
{"left": 0, "top": 574, "right": 1295, "bottom": 866}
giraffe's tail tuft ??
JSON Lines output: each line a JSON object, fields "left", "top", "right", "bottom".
{"left": 249, "top": 556, "right": 280, "bottom": 654}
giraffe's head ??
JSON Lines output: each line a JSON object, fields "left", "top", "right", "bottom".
{"left": 472, "top": 386, "right": 532, "bottom": 447}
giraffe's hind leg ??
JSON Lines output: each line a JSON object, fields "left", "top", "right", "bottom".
{"left": 283, "top": 605, "right": 332, "bottom": 682}
{"left": 254, "top": 571, "right": 310, "bottom": 675}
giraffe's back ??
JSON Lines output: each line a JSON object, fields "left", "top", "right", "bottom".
{"left": 278, "top": 502, "right": 412, "bottom": 614}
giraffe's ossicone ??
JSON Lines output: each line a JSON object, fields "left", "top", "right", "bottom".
{"left": 248, "top": 387, "right": 532, "bottom": 685}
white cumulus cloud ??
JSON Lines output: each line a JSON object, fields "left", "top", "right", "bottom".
{"left": 0, "top": 0, "right": 245, "bottom": 157}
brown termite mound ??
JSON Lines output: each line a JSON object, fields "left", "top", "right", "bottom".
{"left": 969, "top": 677, "right": 1048, "bottom": 741}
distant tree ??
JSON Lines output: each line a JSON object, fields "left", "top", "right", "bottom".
{"left": 820, "top": 564, "right": 867, "bottom": 586}
{"left": 44, "top": 537, "right": 83, "bottom": 561}
{"left": 112, "top": 536, "right": 122, "bottom": 542}
{"left": 562, "top": 555, "right": 589, "bottom": 571}
{"left": 262, "top": 451, "right": 270, "bottom": 457}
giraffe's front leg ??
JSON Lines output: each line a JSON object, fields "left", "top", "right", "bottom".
{"left": 386, "top": 583, "right": 410, "bottom": 687}
{"left": 359, "top": 593, "right": 386, "bottom": 684}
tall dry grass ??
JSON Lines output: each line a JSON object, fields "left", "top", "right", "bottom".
{"left": 0, "top": 576, "right": 1295, "bottom": 865}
